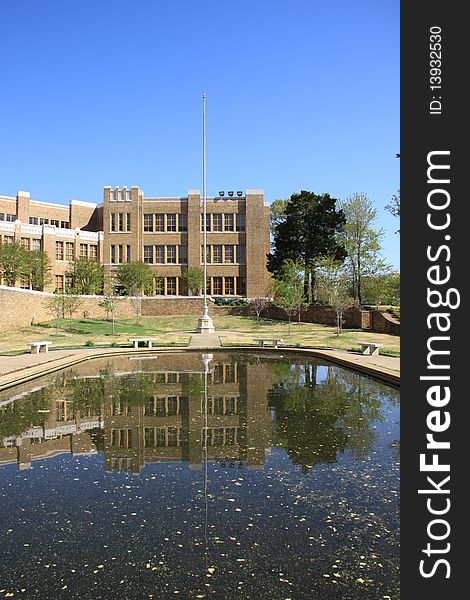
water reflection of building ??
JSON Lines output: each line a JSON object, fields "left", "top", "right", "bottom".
{"left": 0, "top": 353, "right": 272, "bottom": 474}
{"left": 0, "top": 383, "right": 103, "bottom": 470}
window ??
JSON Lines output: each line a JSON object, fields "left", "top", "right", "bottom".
{"left": 236, "top": 214, "right": 245, "bottom": 231}
{"left": 201, "top": 245, "right": 211, "bottom": 264}
{"left": 21, "top": 238, "right": 31, "bottom": 251}
{"left": 167, "top": 427, "right": 178, "bottom": 447}
{"left": 166, "top": 214, "right": 176, "bottom": 232}
{"left": 178, "top": 245, "right": 187, "bottom": 264}
{"left": 118, "top": 245, "right": 123, "bottom": 263}
{"left": 110, "top": 245, "right": 116, "bottom": 264}
{"left": 212, "top": 214, "right": 222, "bottom": 231}
{"left": 2, "top": 235, "right": 14, "bottom": 244}
{"left": 32, "top": 239, "right": 41, "bottom": 252}
{"left": 126, "top": 214, "right": 131, "bottom": 231}
{"left": 80, "top": 243, "right": 88, "bottom": 258}
{"left": 144, "top": 214, "right": 153, "bottom": 232}
{"left": 55, "top": 275, "right": 64, "bottom": 292}
{"left": 201, "top": 214, "right": 211, "bottom": 232}
{"left": 50, "top": 219, "right": 60, "bottom": 227}
{"left": 212, "top": 277, "right": 223, "bottom": 295}
{"left": 212, "top": 245, "right": 222, "bottom": 263}
{"left": 236, "top": 245, "right": 245, "bottom": 263}
{"left": 144, "top": 428, "right": 155, "bottom": 448}
{"left": 126, "top": 245, "right": 131, "bottom": 262}
{"left": 0, "top": 213, "right": 16, "bottom": 222}
{"left": 65, "top": 274, "right": 73, "bottom": 290}
{"left": 166, "top": 277, "right": 177, "bottom": 295}
{"left": 178, "top": 213, "right": 187, "bottom": 232}
{"left": 60, "top": 221, "right": 70, "bottom": 229}
{"left": 55, "top": 241, "right": 64, "bottom": 260}
{"left": 224, "top": 276, "right": 235, "bottom": 295}
{"left": 155, "top": 428, "right": 166, "bottom": 447}
{"left": 29, "top": 217, "right": 38, "bottom": 225}
{"left": 65, "top": 242, "right": 74, "bottom": 261}
{"left": 167, "top": 397, "right": 178, "bottom": 416}
{"left": 166, "top": 245, "right": 176, "bottom": 264}
{"left": 224, "top": 213, "right": 234, "bottom": 231}
{"left": 110, "top": 213, "right": 116, "bottom": 231}
{"left": 155, "top": 214, "right": 164, "bottom": 232}
{"left": 224, "top": 245, "right": 234, "bottom": 263}
{"left": 155, "top": 245, "right": 164, "bottom": 264}
{"left": 39, "top": 218, "right": 49, "bottom": 225}
{"left": 237, "top": 276, "right": 246, "bottom": 296}
{"left": 144, "top": 245, "right": 153, "bottom": 263}
{"left": 154, "top": 277, "right": 164, "bottom": 295}
{"left": 89, "top": 245, "right": 97, "bottom": 259}
{"left": 118, "top": 213, "right": 124, "bottom": 232}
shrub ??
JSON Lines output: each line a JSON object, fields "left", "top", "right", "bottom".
{"left": 84, "top": 340, "right": 95, "bottom": 347}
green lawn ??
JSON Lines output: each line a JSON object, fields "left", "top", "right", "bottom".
{"left": 0, "top": 314, "right": 400, "bottom": 356}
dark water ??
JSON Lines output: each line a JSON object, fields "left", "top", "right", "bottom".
{"left": 0, "top": 352, "right": 399, "bottom": 599}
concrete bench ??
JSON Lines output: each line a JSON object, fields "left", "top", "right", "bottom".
{"left": 128, "top": 338, "right": 159, "bottom": 349}
{"left": 253, "top": 338, "right": 283, "bottom": 348}
{"left": 29, "top": 341, "right": 52, "bottom": 354}
{"left": 359, "top": 342, "right": 382, "bottom": 355}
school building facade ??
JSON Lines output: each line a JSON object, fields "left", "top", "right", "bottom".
{"left": 0, "top": 186, "right": 271, "bottom": 297}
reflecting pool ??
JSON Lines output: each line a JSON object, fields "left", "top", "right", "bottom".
{"left": 0, "top": 352, "right": 399, "bottom": 599}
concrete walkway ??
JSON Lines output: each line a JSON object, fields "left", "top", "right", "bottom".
{"left": 0, "top": 340, "right": 399, "bottom": 392}
{"left": 189, "top": 333, "right": 222, "bottom": 348}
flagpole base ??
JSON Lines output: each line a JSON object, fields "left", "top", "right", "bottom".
{"left": 196, "top": 304, "right": 215, "bottom": 334}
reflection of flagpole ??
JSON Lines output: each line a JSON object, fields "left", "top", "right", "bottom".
{"left": 201, "top": 353, "right": 212, "bottom": 573}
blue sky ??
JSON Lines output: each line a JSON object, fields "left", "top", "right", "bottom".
{"left": 1, "top": 0, "right": 399, "bottom": 267}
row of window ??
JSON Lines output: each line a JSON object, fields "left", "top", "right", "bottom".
{"left": 143, "top": 244, "right": 187, "bottom": 264}
{"left": 201, "top": 244, "right": 245, "bottom": 264}
{"left": 55, "top": 274, "right": 74, "bottom": 292}
{"left": 142, "top": 213, "right": 246, "bottom": 233}
{"left": 147, "top": 275, "right": 246, "bottom": 297}
{"left": 142, "top": 426, "right": 240, "bottom": 448}
{"left": 110, "top": 213, "right": 131, "bottom": 232}
{"left": 143, "top": 213, "right": 187, "bottom": 232}
{"left": 0, "top": 213, "right": 15, "bottom": 222}
{"left": 55, "top": 241, "right": 98, "bottom": 261}
{"left": 21, "top": 238, "right": 41, "bottom": 252}
{"left": 201, "top": 213, "right": 245, "bottom": 232}
{"left": 29, "top": 217, "right": 70, "bottom": 228}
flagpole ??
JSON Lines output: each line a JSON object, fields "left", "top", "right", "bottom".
{"left": 196, "top": 93, "right": 215, "bottom": 333}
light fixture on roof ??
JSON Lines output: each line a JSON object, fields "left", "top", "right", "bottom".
{"left": 228, "top": 191, "right": 234, "bottom": 197}
{"left": 237, "top": 191, "right": 243, "bottom": 197}
{"left": 219, "top": 191, "right": 225, "bottom": 197}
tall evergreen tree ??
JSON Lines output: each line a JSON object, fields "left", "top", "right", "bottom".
{"left": 268, "top": 191, "right": 346, "bottom": 302}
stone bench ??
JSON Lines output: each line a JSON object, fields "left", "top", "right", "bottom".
{"left": 253, "top": 338, "right": 283, "bottom": 348}
{"left": 359, "top": 342, "right": 382, "bottom": 356}
{"left": 29, "top": 341, "right": 52, "bottom": 354}
{"left": 128, "top": 338, "right": 159, "bottom": 349}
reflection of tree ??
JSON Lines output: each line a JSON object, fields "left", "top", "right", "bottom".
{"left": 0, "top": 389, "right": 50, "bottom": 438}
{"left": 269, "top": 361, "right": 395, "bottom": 472}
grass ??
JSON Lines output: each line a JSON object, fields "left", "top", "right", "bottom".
{"left": 0, "top": 315, "right": 400, "bottom": 356}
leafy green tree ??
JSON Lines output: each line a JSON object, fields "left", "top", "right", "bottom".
{"left": 99, "top": 285, "right": 118, "bottom": 334}
{"left": 67, "top": 257, "right": 104, "bottom": 295}
{"left": 273, "top": 260, "right": 308, "bottom": 333}
{"left": 316, "top": 257, "right": 353, "bottom": 335}
{"left": 0, "top": 242, "right": 27, "bottom": 286}
{"left": 115, "top": 261, "right": 153, "bottom": 296}
{"left": 43, "top": 292, "right": 65, "bottom": 332}
{"left": 26, "top": 251, "right": 52, "bottom": 291}
{"left": 269, "top": 198, "right": 289, "bottom": 237}
{"left": 268, "top": 191, "right": 346, "bottom": 302}
{"left": 362, "top": 270, "right": 400, "bottom": 308}
{"left": 385, "top": 189, "right": 400, "bottom": 234}
{"left": 181, "top": 267, "right": 206, "bottom": 296}
{"left": 337, "top": 193, "right": 385, "bottom": 306}
{"left": 63, "top": 291, "right": 84, "bottom": 330}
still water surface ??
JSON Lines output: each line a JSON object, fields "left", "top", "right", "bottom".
{"left": 0, "top": 352, "right": 399, "bottom": 599}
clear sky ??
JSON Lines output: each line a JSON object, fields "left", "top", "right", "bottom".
{"left": 1, "top": 0, "right": 400, "bottom": 267}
